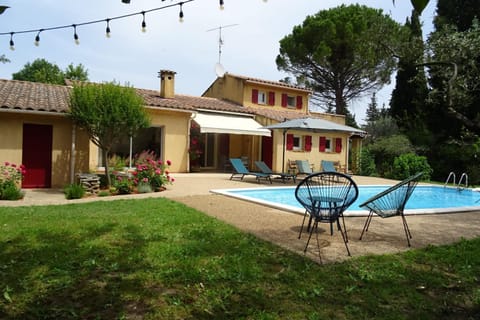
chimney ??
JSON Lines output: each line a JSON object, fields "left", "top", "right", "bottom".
{"left": 158, "top": 70, "right": 176, "bottom": 98}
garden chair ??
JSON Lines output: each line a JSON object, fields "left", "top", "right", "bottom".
{"left": 229, "top": 158, "right": 272, "bottom": 184}
{"left": 254, "top": 160, "right": 296, "bottom": 183}
{"left": 359, "top": 172, "right": 423, "bottom": 247}
{"left": 295, "top": 172, "right": 359, "bottom": 259}
{"left": 295, "top": 160, "right": 314, "bottom": 175}
{"left": 321, "top": 160, "right": 338, "bottom": 172}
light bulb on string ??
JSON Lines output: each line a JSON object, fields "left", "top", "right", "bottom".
{"left": 9, "top": 32, "right": 14, "bottom": 51}
{"left": 141, "top": 12, "right": 147, "bottom": 32}
{"left": 72, "top": 24, "right": 80, "bottom": 45}
{"left": 179, "top": 3, "right": 184, "bottom": 23}
{"left": 34, "top": 29, "right": 43, "bottom": 46}
{"left": 105, "top": 19, "right": 111, "bottom": 38}
{"left": 219, "top": 0, "right": 224, "bottom": 10}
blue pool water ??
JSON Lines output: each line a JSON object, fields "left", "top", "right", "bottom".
{"left": 213, "top": 185, "right": 480, "bottom": 215}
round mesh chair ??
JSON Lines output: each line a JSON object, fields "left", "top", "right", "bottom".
{"left": 295, "top": 172, "right": 359, "bottom": 259}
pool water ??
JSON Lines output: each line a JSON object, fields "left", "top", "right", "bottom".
{"left": 213, "top": 185, "right": 480, "bottom": 215}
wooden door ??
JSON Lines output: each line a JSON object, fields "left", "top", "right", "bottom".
{"left": 22, "top": 123, "right": 53, "bottom": 188}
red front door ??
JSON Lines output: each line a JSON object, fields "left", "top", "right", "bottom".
{"left": 262, "top": 135, "right": 273, "bottom": 168}
{"left": 22, "top": 123, "right": 53, "bottom": 188}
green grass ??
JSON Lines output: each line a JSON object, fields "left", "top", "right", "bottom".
{"left": 0, "top": 198, "right": 479, "bottom": 319}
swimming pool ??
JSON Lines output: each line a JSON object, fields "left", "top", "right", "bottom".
{"left": 211, "top": 185, "right": 480, "bottom": 216}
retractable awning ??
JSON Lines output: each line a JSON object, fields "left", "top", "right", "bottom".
{"left": 193, "top": 112, "right": 271, "bottom": 136}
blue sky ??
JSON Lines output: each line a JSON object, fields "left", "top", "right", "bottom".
{"left": 0, "top": 0, "right": 436, "bottom": 123}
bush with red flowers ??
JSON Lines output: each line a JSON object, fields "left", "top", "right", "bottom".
{"left": 131, "top": 150, "right": 174, "bottom": 192}
{"left": 0, "top": 162, "right": 26, "bottom": 200}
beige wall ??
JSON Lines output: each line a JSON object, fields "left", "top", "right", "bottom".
{"left": 203, "top": 75, "right": 244, "bottom": 105}
{"left": 0, "top": 111, "right": 90, "bottom": 188}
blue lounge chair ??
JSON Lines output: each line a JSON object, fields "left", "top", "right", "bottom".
{"left": 321, "top": 160, "right": 337, "bottom": 172}
{"left": 229, "top": 158, "right": 272, "bottom": 184}
{"left": 254, "top": 160, "right": 296, "bottom": 183}
{"left": 295, "top": 160, "right": 313, "bottom": 175}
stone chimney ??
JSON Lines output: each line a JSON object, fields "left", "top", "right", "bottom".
{"left": 158, "top": 70, "right": 176, "bottom": 98}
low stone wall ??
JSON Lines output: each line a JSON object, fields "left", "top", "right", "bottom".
{"left": 76, "top": 173, "right": 101, "bottom": 195}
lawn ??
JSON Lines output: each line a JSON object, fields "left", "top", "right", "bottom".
{"left": 0, "top": 198, "right": 479, "bottom": 319}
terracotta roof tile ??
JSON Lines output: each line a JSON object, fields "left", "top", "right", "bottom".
{"left": 0, "top": 79, "right": 70, "bottom": 113}
{"left": 226, "top": 72, "right": 312, "bottom": 93}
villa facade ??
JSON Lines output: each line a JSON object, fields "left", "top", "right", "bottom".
{"left": 0, "top": 70, "right": 364, "bottom": 188}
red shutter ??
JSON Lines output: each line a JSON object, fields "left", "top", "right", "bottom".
{"left": 268, "top": 92, "right": 275, "bottom": 106}
{"left": 296, "top": 96, "right": 303, "bottom": 109}
{"left": 281, "top": 93, "right": 288, "bottom": 107}
{"left": 286, "top": 134, "right": 294, "bottom": 150}
{"left": 252, "top": 89, "right": 258, "bottom": 103}
{"left": 335, "top": 138, "right": 342, "bottom": 153}
{"left": 319, "top": 136, "right": 326, "bottom": 152}
{"left": 305, "top": 135, "right": 312, "bottom": 152}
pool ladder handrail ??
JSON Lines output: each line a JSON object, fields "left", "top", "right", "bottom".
{"left": 458, "top": 172, "right": 468, "bottom": 190}
{"left": 444, "top": 172, "right": 456, "bottom": 187}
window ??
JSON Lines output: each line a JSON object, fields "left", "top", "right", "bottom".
{"left": 319, "top": 136, "right": 333, "bottom": 152}
{"left": 287, "top": 96, "right": 296, "bottom": 108}
{"left": 257, "top": 91, "right": 267, "bottom": 104}
{"left": 281, "top": 94, "right": 303, "bottom": 109}
{"left": 292, "top": 135, "right": 302, "bottom": 151}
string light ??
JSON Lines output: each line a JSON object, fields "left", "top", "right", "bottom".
{"left": 179, "top": 3, "right": 184, "bottom": 23}
{"left": 9, "top": 32, "right": 14, "bottom": 51}
{"left": 34, "top": 29, "right": 43, "bottom": 46}
{"left": 141, "top": 11, "right": 147, "bottom": 32}
{"left": 72, "top": 24, "right": 80, "bottom": 45}
{"left": 105, "top": 19, "right": 111, "bottom": 38}
{"left": 1, "top": 0, "right": 271, "bottom": 49}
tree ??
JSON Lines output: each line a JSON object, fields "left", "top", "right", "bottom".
{"left": 276, "top": 4, "right": 405, "bottom": 115}
{"left": 390, "top": 9, "right": 429, "bottom": 146}
{"left": 12, "top": 59, "right": 88, "bottom": 84}
{"left": 68, "top": 82, "right": 150, "bottom": 187}
{"left": 434, "top": 0, "right": 480, "bottom": 32}
{"left": 364, "top": 92, "right": 380, "bottom": 123}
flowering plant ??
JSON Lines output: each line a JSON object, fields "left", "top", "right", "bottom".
{"left": 132, "top": 150, "right": 174, "bottom": 191}
{"left": 189, "top": 122, "right": 203, "bottom": 164}
{"left": 0, "top": 161, "right": 26, "bottom": 200}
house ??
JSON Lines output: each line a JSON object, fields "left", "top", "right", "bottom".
{"left": 0, "top": 70, "right": 364, "bottom": 189}
{"left": 202, "top": 72, "right": 365, "bottom": 173}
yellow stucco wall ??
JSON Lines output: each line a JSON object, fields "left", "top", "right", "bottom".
{"left": 0, "top": 112, "right": 90, "bottom": 188}
{"left": 203, "top": 75, "right": 245, "bottom": 105}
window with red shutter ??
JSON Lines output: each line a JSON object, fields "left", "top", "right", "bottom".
{"left": 286, "top": 134, "right": 294, "bottom": 150}
{"left": 305, "top": 135, "right": 312, "bottom": 152}
{"left": 252, "top": 89, "right": 258, "bottom": 104}
{"left": 319, "top": 136, "right": 326, "bottom": 152}
{"left": 268, "top": 92, "right": 275, "bottom": 106}
{"left": 296, "top": 96, "right": 303, "bottom": 109}
{"left": 335, "top": 138, "right": 342, "bottom": 153}
{"left": 281, "top": 93, "right": 288, "bottom": 107}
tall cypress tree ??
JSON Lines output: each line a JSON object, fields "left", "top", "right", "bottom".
{"left": 389, "top": 9, "right": 429, "bottom": 146}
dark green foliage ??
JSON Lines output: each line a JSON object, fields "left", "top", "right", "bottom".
{"left": 359, "top": 148, "right": 376, "bottom": 176}
{"left": 434, "top": 0, "right": 480, "bottom": 31}
{"left": 0, "top": 181, "right": 24, "bottom": 200}
{"left": 12, "top": 58, "right": 88, "bottom": 84}
{"left": 64, "top": 183, "right": 85, "bottom": 200}
{"left": 368, "top": 134, "right": 415, "bottom": 177}
{"left": 277, "top": 4, "right": 404, "bottom": 115}
{"left": 391, "top": 153, "right": 433, "bottom": 180}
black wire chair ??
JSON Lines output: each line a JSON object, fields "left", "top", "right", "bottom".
{"left": 359, "top": 172, "right": 423, "bottom": 247}
{"left": 295, "top": 172, "right": 359, "bottom": 259}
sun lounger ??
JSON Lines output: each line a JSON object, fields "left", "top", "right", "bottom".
{"left": 229, "top": 158, "right": 272, "bottom": 184}
{"left": 295, "top": 160, "right": 314, "bottom": 175}
{"left": 254, "top": 160, "right": 296, "bottom": 183}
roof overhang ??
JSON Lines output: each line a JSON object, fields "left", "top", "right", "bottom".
{"left": 193, "top": 112, "right": 271, "bottom": 136}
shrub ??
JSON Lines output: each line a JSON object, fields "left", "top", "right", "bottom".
{"left": 0, "top": 162, "right": 26, "bottom": 200}
{"left": 64, "top": 183, "right": 85, "bottom": 200}
{"left": 113, "top": 175, "right": 133, "bottom": 195}
{"left": 132, "top": 150, "right": 174, "bottom": 191}
{"left": 97, "top": 190, "right": 111, "bottom": 197}
{"left": 391, "top": 153, "right": 433, "bottom": 180}
{"left": 359, "top": 148, "right": 376, "bottom": 176}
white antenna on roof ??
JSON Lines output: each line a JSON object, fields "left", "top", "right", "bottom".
{"left": 207, "top": 24, "right": 238, "bottom": 77}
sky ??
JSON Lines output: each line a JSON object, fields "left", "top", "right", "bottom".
{"left": 0, "top": 0, "right": 437, "bottom": 123}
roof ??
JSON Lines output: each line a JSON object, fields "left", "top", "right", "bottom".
{"left": 0, "top": 79, "right": 71, "bottom": 113}
{"left": 224, "top": 73, "right": 312, "bottom": 93}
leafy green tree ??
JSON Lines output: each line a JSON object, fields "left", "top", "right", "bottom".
{"left": 364, "top": 92, "right": 380, "bottom": 123}
{"left": 68, "top": 82, "right": 150, "bottom": 187}
{"left": 64, "top": 63, "right": 89, "bottom": 81}
{"left": 276, "top": 4, "right": 405, "bottom": 115}
{"left": 12, "top": 59, "right": 88, "bottom": 84}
